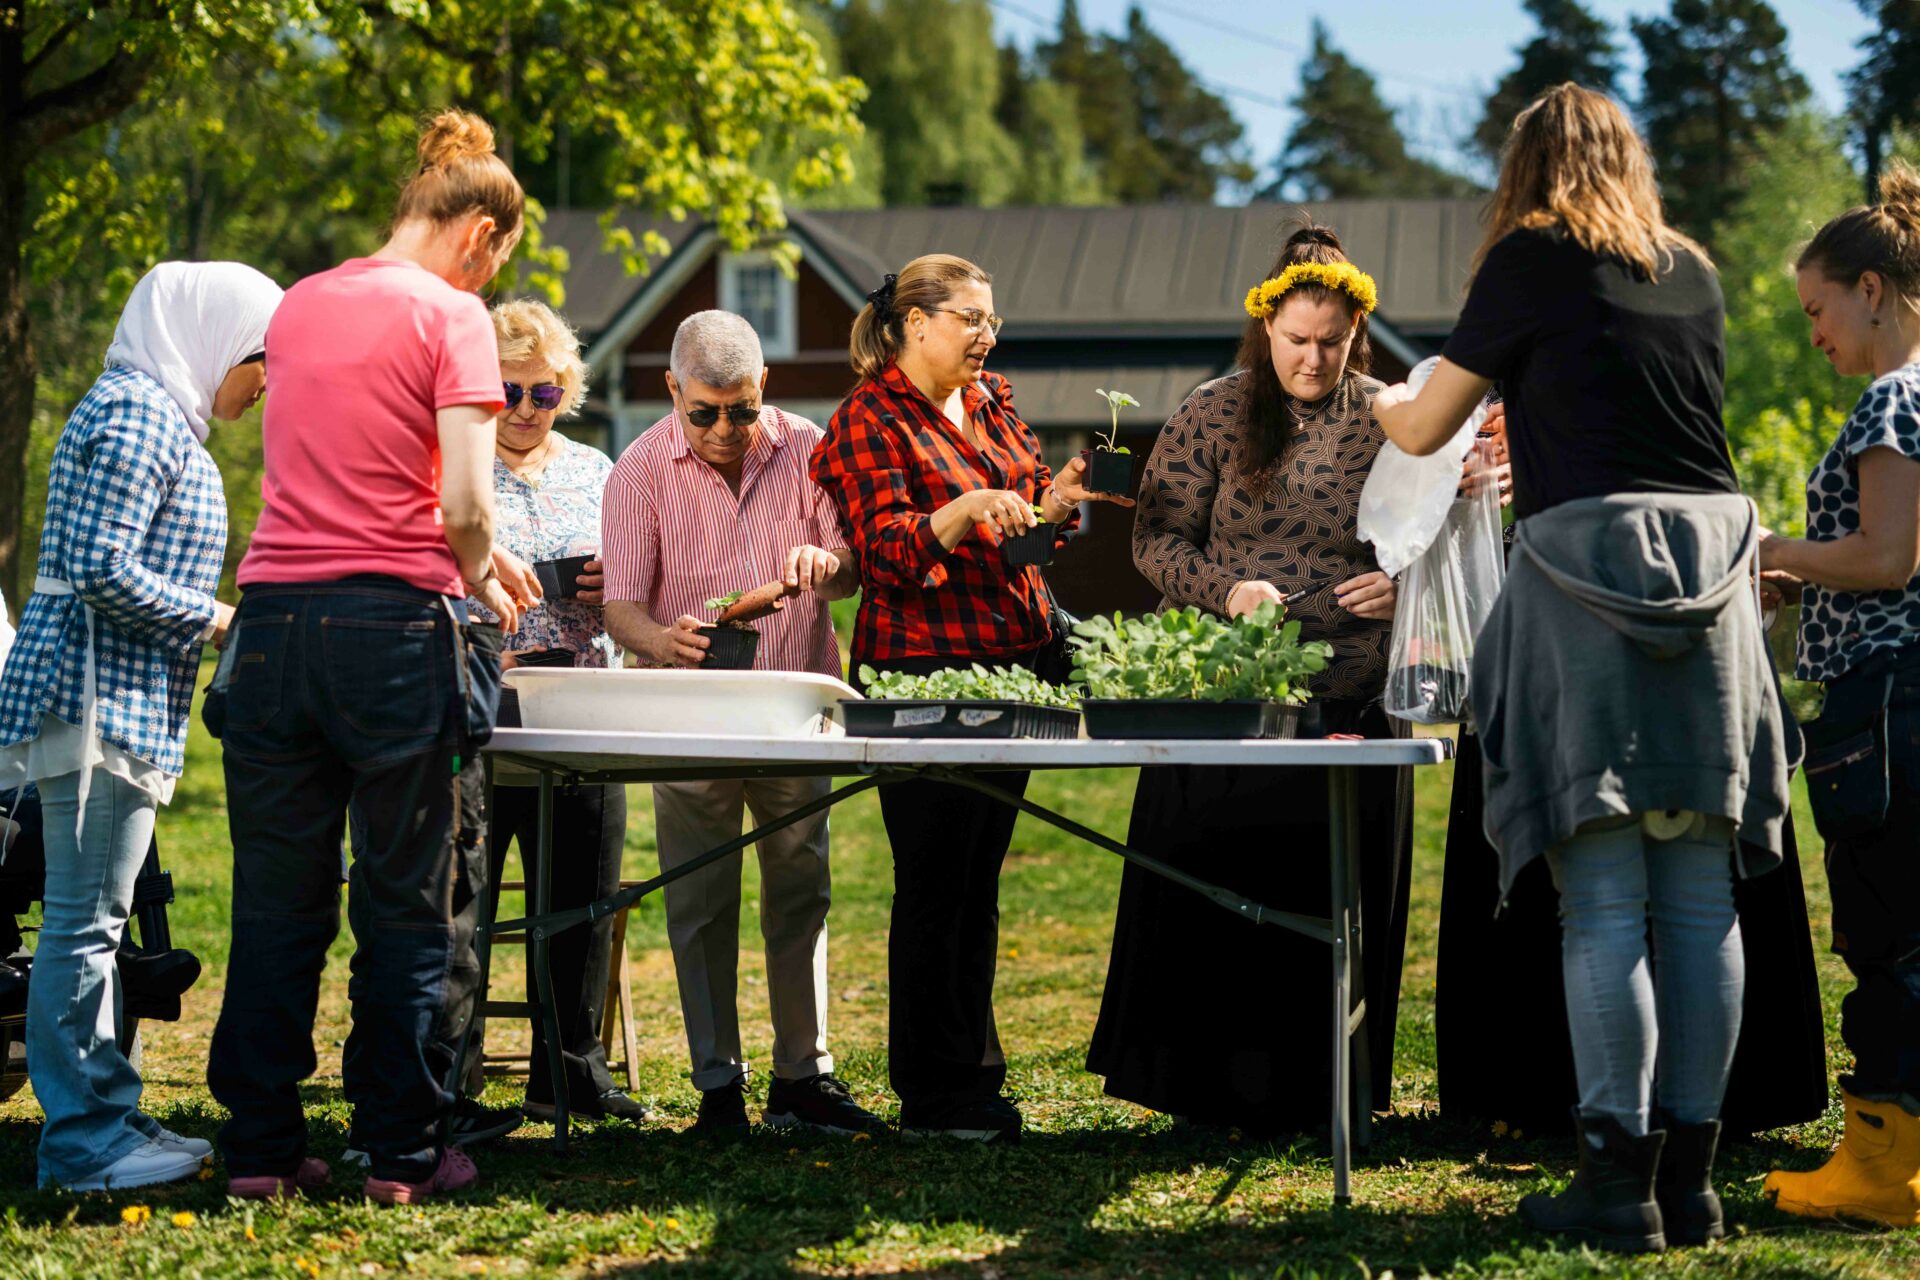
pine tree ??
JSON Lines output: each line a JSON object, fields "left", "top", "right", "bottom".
{"left": 995, "top": 45, "right": 1108, "bottom": 204}
{"left": 1849, "top": 2, "right": 1920, "bottom": 199}
{"left": 1270, "top": 21, "right": 1480, "bottom": 200}
{"left": 1474, "top": 0, "right": 1621, "bottom": 163}
{"left": 1632, "top": 0, "right": 1810, "bottom": 241}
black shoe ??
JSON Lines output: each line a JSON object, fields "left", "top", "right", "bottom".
{"left": 899, "top": 1094, "right": 1022, "bottom": 1143}
{"left": 1519, "top": 1110, "right": 1666, "bottom": 1254}
{"left": 525, "top": 1087, "right": 654, "bottom": 1123}
{"left": 449, "top": 1097, "right": 523, "bottom": 1147}
{"left": 116, "top": 942, "right": 201, "bottom": 1001}
{"left": 765, "top": 1074, "right": 888, "bottom": 1135}
{"left": 1655, "top": 1112, "right": 1725, "bottom": 1246}
{"left": 690, "top": 1079, "right": 751, "bottom": 1135}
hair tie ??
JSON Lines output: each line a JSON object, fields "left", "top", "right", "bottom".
{"left": 865, "top": 273, "right": 898, "bottom": 316}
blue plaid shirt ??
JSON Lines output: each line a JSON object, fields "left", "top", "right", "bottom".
{"left": 0, "top": 366, "right": 225, "bottom": 776}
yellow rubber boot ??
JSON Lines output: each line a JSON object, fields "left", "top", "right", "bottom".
{"left": 1764, "top": 1091, "right": 1920, "bottom": 1228}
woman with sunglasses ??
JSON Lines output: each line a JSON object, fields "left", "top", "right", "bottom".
{"left": 452, "top": 298, "right": 649, "bottom": 1127}
{"left": 811, "top": 253, "right": 1131, "bottom": 1141}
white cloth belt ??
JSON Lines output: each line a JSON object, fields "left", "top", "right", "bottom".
{"left": 32, "top": 574, "right": 96, "bottom": 843}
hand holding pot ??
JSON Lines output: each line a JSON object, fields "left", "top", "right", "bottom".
{"left": 1050, "top": 455, "right": 1136, "bottom": 510}
{"left": 964, "top": 488, "right": 1040, "bottom": 535}
{"left": 655, "top": 614, "right": 711, "bottom": 668}
{"left": 573, "top": 557, "right": 606, "bottom": 606}
{"left": 1760, "top": 569, "right": 1805, "bottom": 610}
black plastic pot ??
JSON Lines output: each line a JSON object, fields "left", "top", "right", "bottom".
{"left": 1081, "top": 699, "right": 1300, "bottom": 740}
{"left": 699, "top": 625, "right": 761, "bottom": 670}
{"left": 534, "top": 552, "right": 596, "bottom": 600}
{"left": 839, "top": 699, "right": 1080, "bottom": 739}
{"left": 1003, "top": 522, "right": 1056, "bottom": 566}
{"left": 1385, "top": 662, "right": 1470, "bottom": 722}
{"left": 1086, "top": 449, "right": 1134, "bottom": 496}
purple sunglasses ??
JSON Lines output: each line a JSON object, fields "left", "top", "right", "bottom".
{"left": 504, "top": 381, "right": 565, "bottom": 412}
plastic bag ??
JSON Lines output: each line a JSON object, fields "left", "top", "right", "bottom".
{"left": 1383, "top": 433, "right": 1506, "bottom": 724}
{"left": 1357, "top": 357, "right": 1489, "bottom": 577}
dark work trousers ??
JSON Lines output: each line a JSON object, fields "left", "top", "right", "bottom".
{"left": 461, "top": 777, "right": 626, "bottom": 1106}
{"left": 856, "top": 650, "right": 1042, "bottom": 1109}
{"left": 1828, "top": 645, "right": 1920, "bottom": 1097}
{"left": 207, "top": 578, "right": 489, "bottom": 1183}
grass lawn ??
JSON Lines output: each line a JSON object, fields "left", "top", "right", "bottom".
{"left": 2, "top": 691, "right": 1916, "bottom": 1278}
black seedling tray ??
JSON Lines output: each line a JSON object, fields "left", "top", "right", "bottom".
{"left": 1003, "top": 523, "right": 1056, "bottom": 566}
{"left": 699, "top": 625, "right": 760, "bottom": 669}
{"left": 1082, "top": 699, "right": 1300, "bottom": 740}
{"left": 839, "top": 699, "right": 1081, "bottom": 739}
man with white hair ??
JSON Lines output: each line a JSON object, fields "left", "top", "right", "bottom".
{"left": 602, "top": 310, "right": 881, "bottom": 1135}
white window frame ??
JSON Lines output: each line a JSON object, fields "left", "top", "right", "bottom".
{"left": 717, "top": 249, "right": 798, "bottom": 360}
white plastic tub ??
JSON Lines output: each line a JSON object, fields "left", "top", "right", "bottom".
{"left": 502, "top": 668, "right": 859, "bottom": 738}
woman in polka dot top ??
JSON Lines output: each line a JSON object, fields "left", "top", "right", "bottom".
{"left": 1757, "top": 160, "right": 1920, "bottom": 1229}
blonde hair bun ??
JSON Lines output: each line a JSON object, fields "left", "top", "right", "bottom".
{"left": 417, "top": 110, "right": 498, "bottom": 172}
{"left": 1879, "top": 159, "right": 1920, "bottom": 218}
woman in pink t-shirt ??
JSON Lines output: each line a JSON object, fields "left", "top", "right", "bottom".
{"left": 207, "top": 110, "right": 535, "bottom": 1207}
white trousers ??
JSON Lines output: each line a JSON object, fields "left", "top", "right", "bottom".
{"left": 653, "top": 775, "right": 833, "bottom": 1089}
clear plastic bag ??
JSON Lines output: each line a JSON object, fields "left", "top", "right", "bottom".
{"left": 1383, "top": 435, "right": 1506, "bottom": 724}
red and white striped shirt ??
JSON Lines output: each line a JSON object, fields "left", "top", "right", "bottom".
{"left": 602, "top": 408, "right": 847, "bottom": 678}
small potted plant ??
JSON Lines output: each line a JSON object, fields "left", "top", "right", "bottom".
{"left": 1071, "top": 602, "right": 1331, "bottom": 739}
{"left": 1086, "top": 387, "right": 1138, "bottom": 496}
{"left": 698, "top": 582, "right": 793, "bottom": 669}
{"left": 844, "top": 663, "right": 1081, "bottom": 738}
{"left": 1002, "top": 504, "right": 1055, "bottom": 567}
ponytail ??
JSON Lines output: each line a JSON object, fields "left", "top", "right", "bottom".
{"left": 849, "top": 254, "right": 993, "bottom": 382}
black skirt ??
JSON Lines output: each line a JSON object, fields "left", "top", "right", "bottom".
{"left": 1087, "top": 699, "right": 1414, "bottom": 1133}
{"left": 1435, "top": 730, "right": 1829, "bottom": 1135}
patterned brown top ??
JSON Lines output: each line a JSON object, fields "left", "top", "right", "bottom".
{"left": 1131, "top": 369, "right": 1391, "bottom": 701}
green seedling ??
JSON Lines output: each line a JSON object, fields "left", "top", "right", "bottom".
{"left": 1092, "top": 387, "right": 1138, "bottom": 454}
{"left": 1068, "top": 602, "right": 1331, "bottom": 705}
{"left": 858, "top": 663, "right": 1081, "bottom": 710}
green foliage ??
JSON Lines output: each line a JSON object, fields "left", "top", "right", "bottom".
{"left": 1633, "top": 0, "right": 1809, "bottom": 244}
{"left": 1093, "top": 387, "right": 1137, "bottom": 453}
{"left": 1069, "top": 603, "right": 1332, "bottom": 705}
{"left": 1267, "top": 21, "right": 1480, "bottom": 201}
{"left": 703, "top": 591, "right": 745, "bottom": 612}
{"left": 856, "top": 662, "right": 1081, "bottom": 709}
{"left": 1474, "top": 0, "right": 1621, "bottom": 166}
{"left": 1851, "top": 2, "right": 1920, "bottom": 194}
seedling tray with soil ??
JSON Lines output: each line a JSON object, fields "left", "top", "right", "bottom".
{"left": 840, "top": 698, "right": 1080, "bottom": 739}
{"left": 1081, "top": 699, "right": 1299, "bottom": 740}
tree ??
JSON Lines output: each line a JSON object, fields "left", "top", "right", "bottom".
{"left": 995, "top": 45, "right": 1108, "bottom": 204}
{"left": 1849, "top": 2, "right": 1920, "bottom": 199}
{"left": 1632, "top": 0, "right": 1809, "bottom": 243}
{"left": 2, "top": 2, "right": 866, "bottom": 607}
{"left": 1269, "top": 21, "right": 1481, "bottom": 200}
{"left": 1037, "top": 2, "right": 1252, "bottom": 202}
{"left": 1474, "top": 0, "right": 1621, "bottom": 164}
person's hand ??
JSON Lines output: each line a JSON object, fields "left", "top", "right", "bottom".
{"left": 1050, "top": 455, "right": 1136, "bottom": 509}
{"left": 1457, "top": 402, "right": 1514, "bottom": 506}
{"left": 654, "top": 614, "right": 710, "bottom": 668}
{"left": 208, "top": 600, "right": 236, "bottom": 649}
{"left": 1760, "top": 569, "right": 1805, "bottom": 611}
{"left": 492, "top": 547, "right": 542, "bottom": 609}
{"left": 1335, "top": 571, "right": 1396, "bottom": 620}
{"left": 1226, "top": 580, "right": 1285, "bottom": 619}
{"left": 575, "top": 557, "right": 605, "bottom": 606}
{"left": 964, "top": 488, "right": 1040, "bottom": 535}
{"left": 782, "top": 544, "right": 842, "bottom": 594}
{"left": 474, "top": 575, "right": 522, "bottom": 633}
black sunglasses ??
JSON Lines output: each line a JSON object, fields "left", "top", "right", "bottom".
{"left": 504, "top": 381, "right": 565, "bottom": 411}
{"left": 684, "top": 402, "right": 760, "bottom": 430}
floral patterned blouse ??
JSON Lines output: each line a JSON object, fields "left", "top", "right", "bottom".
{"left": 1796, "top": 361, "right": 1920, "bottom": 681}
{"left": 1131, "top": 369, "right": 1391, "bottom": 702}
{"left": 468, "top": 432, "right": 621, "bottom": 667}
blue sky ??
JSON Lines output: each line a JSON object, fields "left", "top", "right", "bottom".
{"left": 989, "top": 0, "right": 1874, "bottom": 184}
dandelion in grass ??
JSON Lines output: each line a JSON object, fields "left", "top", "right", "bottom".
{"left": 1491, "top": 1120, "right": 1510, "bottom": 1137}
{"left": 198, "top": 1165, "right": 215, "bottom": 1180}
{"left": 172, "top": 1211, "right": 196, "bottom": 1229}
{"left": 815, "top": 1160, "right": 831, "bottom": 1169}
{"left": 664, "top": 1217, "right": 681, "bottom": 1231}
{"left": 294, "top": 1258, "right": 320, "bottom": 1278}
{"left": 853, "top": 1131, "right": 873, "bottom": 1143}
{"left": 246, "top": 1224, "right": 259, "bottom": 1244}
{"left": 120, "top": 1204, "right": 152, "bottom": 1225}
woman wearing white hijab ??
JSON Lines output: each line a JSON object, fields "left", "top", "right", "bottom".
{"left": 0, "top": 260, "right": 281, "bottom": 1190}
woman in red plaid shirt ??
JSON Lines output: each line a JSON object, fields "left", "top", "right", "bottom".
{"left": 811, "top": 253, "right": 1130, "bottom": 1141}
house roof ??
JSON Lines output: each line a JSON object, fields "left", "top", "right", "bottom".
{"left": 539, "top": 199, "right": 1487, "bottom": 342}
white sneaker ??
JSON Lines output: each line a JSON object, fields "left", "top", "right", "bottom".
{"left": 65, "top": 1140, "right": 204, "bottom": 1191}
{"left": 149, "top": 1125, "right": 213, "bottom": 1162}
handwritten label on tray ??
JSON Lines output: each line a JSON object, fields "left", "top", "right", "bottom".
{"left": 892, "top": 706, "right": 947, "bottom": 728}
{"left": 957, "top": 709, "right": 1007, "bottom": 727}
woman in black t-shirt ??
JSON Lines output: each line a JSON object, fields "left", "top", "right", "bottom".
{"left": 1375, "top": 85, "right": 1800, "bottom": 1254}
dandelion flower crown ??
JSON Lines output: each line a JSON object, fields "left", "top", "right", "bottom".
{"left": 1243, "top": 261, "right": 1379, "bottom": 319}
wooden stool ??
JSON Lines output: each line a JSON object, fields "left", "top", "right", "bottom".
{"left": 480, "top": 879, "right": 643, "bottom": 1091}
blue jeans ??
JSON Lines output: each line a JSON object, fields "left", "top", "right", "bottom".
{"left": 206, "top": 578, "right": 489, "bottom": 1183}
{"left": 1548, "top": 815, "right": 1743, "bottom": 1136}
{"left": 27, "top": 768, "right": 158, "bottom": 1186}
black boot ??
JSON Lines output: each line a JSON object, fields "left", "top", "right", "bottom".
{"left": 1519, "top": 1111, "right": 1667, "bottom": 1253}
{"left": 1655, "top": 1113, "right": 1725, "bottom": 1246}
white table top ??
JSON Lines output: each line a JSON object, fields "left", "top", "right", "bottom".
{"left": 484, "top": 727, "right": 1450, "bottom": 778}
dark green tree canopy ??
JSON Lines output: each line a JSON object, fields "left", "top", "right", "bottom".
{"left": 1475, "top": 0, "right": 1622, "bottom": 163}
{"left": 1849, "top": 2, "right": 1920, "bottom": 196}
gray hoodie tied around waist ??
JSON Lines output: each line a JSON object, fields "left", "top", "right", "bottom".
{"left": 1470, "top": 491, "right": 1801, "bottom": 895}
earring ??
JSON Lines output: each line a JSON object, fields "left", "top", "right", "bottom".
{"left": 1873, "top": 317, "right": 1883, "bottom": 328}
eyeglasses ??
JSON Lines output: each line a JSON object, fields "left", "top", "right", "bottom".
{"left": 927, "top": 307, "right": 1004, "bottom": 337}
{"left": 504, "top": 381, "right": 565, "bottom": 412}
{"left": 684, "top": 402, "right": 760, "bottom": 430}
